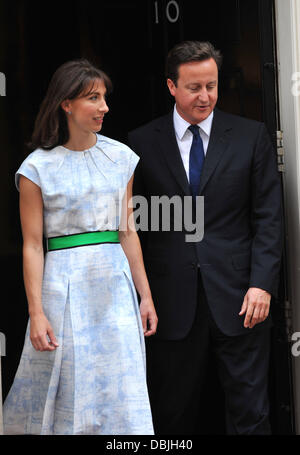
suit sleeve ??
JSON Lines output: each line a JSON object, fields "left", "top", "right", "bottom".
{"left": 249, "top": 123, "right": 283, "bottom": 297}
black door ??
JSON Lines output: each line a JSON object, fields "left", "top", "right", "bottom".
{"left": 0, "top": 0, "right": 293, "bottom": 434}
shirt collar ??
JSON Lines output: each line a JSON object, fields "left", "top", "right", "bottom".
{"left": 173, "top": 104, "right": 214, "bottom": 140}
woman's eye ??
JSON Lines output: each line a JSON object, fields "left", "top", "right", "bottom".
{"left": 90, "top": 95, "right": 97, "bottom": 100}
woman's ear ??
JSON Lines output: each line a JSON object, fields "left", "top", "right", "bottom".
{"left": 61, "top": 99, "right": 71, "bottom": 114}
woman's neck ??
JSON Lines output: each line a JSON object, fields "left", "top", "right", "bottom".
{"left": 63, "top": 131, "right": 97, "bottom": 151}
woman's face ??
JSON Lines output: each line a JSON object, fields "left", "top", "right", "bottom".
{"left": 63, "top": 78, "right": 109, "bottom": 134}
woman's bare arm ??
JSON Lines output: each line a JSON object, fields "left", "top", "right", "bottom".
{"left": 19, "top": 175, "right": 58, "bottom": 351}
{"left": 119, "top": 175, "right": 158, "bottom": 336}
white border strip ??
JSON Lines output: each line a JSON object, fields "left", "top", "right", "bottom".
{"left": 275, "top": 0, "right": 300, "bottom": 434}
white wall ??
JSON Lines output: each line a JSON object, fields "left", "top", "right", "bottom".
{"left": 275, "top": 0, "right": 300, "bottom": 434}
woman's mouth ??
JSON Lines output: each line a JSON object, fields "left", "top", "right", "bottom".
{"left": 93, "top": 117, "right": 103, "bottom": 125}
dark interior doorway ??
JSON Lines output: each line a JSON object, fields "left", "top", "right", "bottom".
{"left": 0, "top": 0, "right": 293, "bottom": 434}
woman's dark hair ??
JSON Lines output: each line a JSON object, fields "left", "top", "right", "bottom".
{"left": 28, "top": 59, "right": 112, "bottom": 150}
{"left": 165, "top": 41, "right": 222, "bottom": 86}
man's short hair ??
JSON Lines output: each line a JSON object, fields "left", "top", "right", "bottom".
{"left": 165, "top": 41, "right": 222, "bottom": 86}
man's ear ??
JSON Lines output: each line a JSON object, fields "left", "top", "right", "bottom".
{"left": 167, "top": 78, "right": 176, "bottom": 97}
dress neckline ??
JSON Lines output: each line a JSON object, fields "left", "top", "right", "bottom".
{"left": 60, "top": 133, "right": 98, "bottom": 153}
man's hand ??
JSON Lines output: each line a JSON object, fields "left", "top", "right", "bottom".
{"left": 239, "top": 287, "right": 271, "bottom": 328}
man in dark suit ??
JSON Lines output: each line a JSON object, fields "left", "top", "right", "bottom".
{"left": 128, "top": 41, "right": 282, "bottom": 435}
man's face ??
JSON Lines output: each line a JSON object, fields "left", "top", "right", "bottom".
{"left": 167, "top": 58, "right": 218, "bottom": 124}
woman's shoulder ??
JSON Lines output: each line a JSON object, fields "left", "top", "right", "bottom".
{"left": 95, "top": 134, "right": 139, "bottom": 180}
{"left": 21, "top": 145, "right": 65, "bottom": 166}
{"left": 16, "top": 146, "right": 65, "bottom": 180}
{"left": 96, "top": 133, "right": 132, "bottom": 152}
{"left": 95, "top": 134, "right": 137, "bottom": 164}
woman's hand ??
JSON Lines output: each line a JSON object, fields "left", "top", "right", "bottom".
{"left": 139, "top": 297, "right": 158, "bottom": 337}
{"left": 119, "top": 175, "right": 158, "bottom": 337}
{"left": 30, "top": 313, "right": 59, "bottom": 351}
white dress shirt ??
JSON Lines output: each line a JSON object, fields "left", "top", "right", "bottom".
{"left": 173, "top": 105, "right": 214, "bottom": 182}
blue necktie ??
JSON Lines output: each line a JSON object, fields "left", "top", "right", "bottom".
{"left": 188, "top": 124, "right": 205, "bottom": 197}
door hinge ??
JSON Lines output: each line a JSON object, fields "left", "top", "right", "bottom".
{"left": 277, "top": 130, "right": 285, "bottom": 172}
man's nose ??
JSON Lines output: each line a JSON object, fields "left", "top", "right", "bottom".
{"left": 198, "top": 89, "right": 209, "bottom": 102}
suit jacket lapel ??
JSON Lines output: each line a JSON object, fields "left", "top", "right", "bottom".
{"left": 155, "top": 112, "right": 191, "bottom": 195}
{"left": 154, "top": 109, "right": 232, "bottom": 196}
{"left": 199, "top": 109, "right": 232, "bottom": 194}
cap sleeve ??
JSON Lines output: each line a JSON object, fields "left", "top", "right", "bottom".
{"left": 15, "top": 152, "right": 41, "bottom": 191}
{"left": 127, "top": 148, "right": 140, "bottom": 183}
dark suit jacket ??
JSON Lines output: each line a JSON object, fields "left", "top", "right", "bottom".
{"left": 128, "top": 108, "right": 283, "bottom": 340}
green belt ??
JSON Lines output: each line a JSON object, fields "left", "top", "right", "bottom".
{"left": 47, "top": 231, "right": 120, "bottom": 251}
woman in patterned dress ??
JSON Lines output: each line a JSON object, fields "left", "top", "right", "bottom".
{"left": 3, "top": 59, "right": 157, "bottom": 435}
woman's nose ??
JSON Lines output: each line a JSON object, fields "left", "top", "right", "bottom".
{"left": 99, "top": 99, "right": 109, "bottom": 113}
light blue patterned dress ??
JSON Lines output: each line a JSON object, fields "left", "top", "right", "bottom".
{"left": 3, "top": 134, "right": 154, "bottom": 435}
